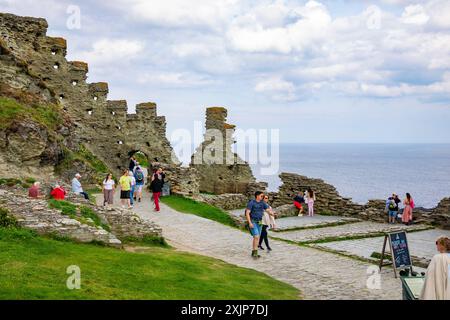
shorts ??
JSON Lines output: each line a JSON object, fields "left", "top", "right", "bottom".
{"left": 388, "top": 210, "right": 397, "bottom": 217}
{"left": 136, "top": 184, "right": 144, "bottom": 192}
{"left": 294, "top": 201, "right": 302, "bottom": 209}
{"left": 120, "top": 190, "right": 130, "bottom": 199}
{"left": 248, "top": 220, "right": 262, "bottom": 237}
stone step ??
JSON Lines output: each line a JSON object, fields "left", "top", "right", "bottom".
{"left": 272, "top": 215, "right": 361, "bottom": 232}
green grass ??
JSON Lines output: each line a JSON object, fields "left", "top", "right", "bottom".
{"left": 0, "top": 227, "right": 299, "bottom": 299}
{"left": 0, "top": 208, "right": 18, "bottom": 228}
{"left": 133, "top": 151, "right": 149, "bottom": 168}
{"left": 161, "top": 195, "right": 237, "bottom": 228}
{"left": 122, "top": 235, "right": 171, "bottom": 248}
{"left": 0, "top": 97, "right": 62, "bottom": 130}
{"left": 48, "top": 199, "right": 77, "bottom": 218}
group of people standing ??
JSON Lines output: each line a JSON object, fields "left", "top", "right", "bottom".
{"left": 386, "top": 193, "right": 414, "bottom": 225}
{"left": 102, "top": 156, "right": 166, "bottom": 212}
{"left": 293, "top": 189, "right": 316, "bottom": 217}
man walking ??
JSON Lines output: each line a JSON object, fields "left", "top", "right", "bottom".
{"left": 245, "top": 191, "right": 274, "bottom": 259}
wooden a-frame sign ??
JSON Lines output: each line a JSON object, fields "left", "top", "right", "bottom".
{"left": 379, "top": 231, "right": 413, "bottom": 278}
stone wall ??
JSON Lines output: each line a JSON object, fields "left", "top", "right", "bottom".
{"left": 0, "top": 13, "right": 195, "bottom": 193}
{"left": 0, "top": 187, "right": 121, "bottom": 246}
{"left": 190, "top": 107, "right": 256, "bottom": 195}
{"left": 270, "top": 172, "right": 365, "bottom": 217}
{"left": 191, "top": 193, "right": 248, "bottom": 210}
{"left": 0, "top": 184, "right": 163, "bottom": 245}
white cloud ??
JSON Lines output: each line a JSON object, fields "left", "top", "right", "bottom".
{"left": 138, "top": 72, "right": 214, "bottom": 88}
{"left": 254, "top": 76, "right": 296, "bottom": 101}
{"left": 74, "top": 39, "right": 144, "bottom": 65}
{"left": 401, "top": 4, "right": 430, "bottom": 25}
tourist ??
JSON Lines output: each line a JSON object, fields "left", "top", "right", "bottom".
{"left": 293, "top": 191, "right": 305, "bottom": 216}
{"left": 129, "top": 156, "right": 137, "bottom": 172}
{"left": 420, "top": 236, "right": 450, "bottom": 300}
{"left": 306, "top": 188, "right": 316, "bottom": 217}
{"left": 387, "top": 193, "right": 401, "bottom": 224}
{"left": 129, "top": 171, "right": 136, "bottom": 206}
{"left": 50, "top": 184, "right": 66, "bottom": 200}
{"left": 245, "top": 191, "right": 274, "bottom": 259}
{"left": 402, "top": 193, "right": 414, "bottom": 225}
{"left": 258, "top": 195, "right": 276, "bottom": 251}
{"left": 119, "top": 169, "right": 132, "bottom": 209}
{"left": 134, "top": 166, "right": 145, "bottom": 203}
{"left": 28, "top": 181, "right": 43, "bottom": 199}
{"left": 71, "top": 173, "right": 89, "bottom": 200}
{"left": 150, "top": 167, "right": 165, "bottom": 212}
{"left": 102, "top": 173, "right": 115, "bottom": 207}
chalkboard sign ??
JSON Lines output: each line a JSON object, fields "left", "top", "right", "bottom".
{"left": 379, "top": 231, "right": 413, "bottom": 278}
{"left": 389, "top": 231, "right": 412, "bottom": 269}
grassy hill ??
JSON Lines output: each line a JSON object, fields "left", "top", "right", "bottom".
{"left": 0, "top": 227, "right": 299, "bottom": 300}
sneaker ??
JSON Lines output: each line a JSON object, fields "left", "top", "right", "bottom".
{"left": 258, "top": 245, "right": 264, "bottom": 250}
{"left": 138, "top": 198, "right": 141, "bottom": 203}
{"left": 267, "top": 247, "right": 272, "bottom": 251}
{"left": 134, "top": 197, "right": 136, "bottom": 201}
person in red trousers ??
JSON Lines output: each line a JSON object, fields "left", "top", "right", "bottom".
{"left": 150, "top": 167, "right": 165, "bottom": 212}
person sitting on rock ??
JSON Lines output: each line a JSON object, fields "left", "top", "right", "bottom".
{"left": 28, "top": 181, "right": 43, "bottom": 199}
{"left": 71, "top": 173, "right": 89, "bottom": 200}
{"left": 293, "top": 192, "right": 305, "bottom": 216}
{"left": 50, "top": 184, "right": 66, "bottom": 200}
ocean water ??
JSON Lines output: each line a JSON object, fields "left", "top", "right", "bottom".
{"left": 249, "top": 144, "right": 450, "bottom": 209}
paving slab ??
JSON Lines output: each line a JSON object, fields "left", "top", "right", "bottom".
{"left": 272, "top": 221, "right": 430, "bottom": 243}
{"left": 314, "top": 229, "right": 450, "bottom": 265}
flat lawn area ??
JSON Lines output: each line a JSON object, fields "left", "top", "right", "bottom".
{"left": 161, "top": 195, "right": 237, "bottom": 228}
{"left": 0, "top": 228, "right": 299, "bottom": 300}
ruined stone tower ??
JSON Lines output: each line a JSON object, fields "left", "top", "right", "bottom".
{"left": 0, "top": 13, "right": 199, "bottom": 193}
{"left": 190, "top": 107, "right": 256, "bottom": 194}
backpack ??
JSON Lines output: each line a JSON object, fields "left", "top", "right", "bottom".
{"left": 388, "top": 200, "right": 396, "bottom": 210}
{"left": 135, "top": 171, "right": 144, "bottom": 183}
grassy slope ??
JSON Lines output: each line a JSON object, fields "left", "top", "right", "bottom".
{"left": 161, "top": 195, "right": 237, "bottom": 228}
{"left": 0, "top": 228, "right": 299, "bottom": 300}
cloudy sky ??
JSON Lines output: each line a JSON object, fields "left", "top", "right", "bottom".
{"left": 1, "top": 0, "right": 450, "bottom": 144}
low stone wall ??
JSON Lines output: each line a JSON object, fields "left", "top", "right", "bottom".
{"left": 0, "top": 184, "right": 163, "bottom": 245}
{"left": 0, "top": 188, "right": 121, "bottom": 246}
{"left": 192, "top": 193, "right": 248, "bottom": 210}
{"left": 65, "top": 193, "right": 163, "bottom": 240}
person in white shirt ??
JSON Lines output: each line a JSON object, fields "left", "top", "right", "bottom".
{"left": 102, "top": 173, "right": 115, "bottom": 206}
{"left": 258, "top": 194, "right": 277, "bottom": 251}
{"left": 72, "top": 173, "right": 89, "bottom": 200}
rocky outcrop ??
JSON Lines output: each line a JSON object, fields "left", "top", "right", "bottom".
{"left": 269, "top": 172, "right": 365, "bottom": 216}
{"left": 190, "top": 107, "right": 257, "bottom": 195}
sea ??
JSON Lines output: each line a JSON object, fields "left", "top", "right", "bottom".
{"left": 248, "top": 144, "right": 450, "bottom": 209}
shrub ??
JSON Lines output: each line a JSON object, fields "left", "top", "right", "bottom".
{"left": 0, "top": 207, "right": 19, "bottom": 228}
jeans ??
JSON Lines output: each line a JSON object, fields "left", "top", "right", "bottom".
{"left": 248, "top": 220, "right": 262, "bottom": 237}
{"left": 129, "top": 185, "right": 135, "bottom": 205}
{"left": 80, "top": 192, "right": 89, "bottom": 200}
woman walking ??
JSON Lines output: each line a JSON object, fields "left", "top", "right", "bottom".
{"left": 119, "top": 169, "right": 132, "bottom": 209}
{"left": 150, "top": 167, "right": 165, "bottom": 212}
{"left": 402, "top": 193, "right": 414, "bottom": 225}
{"left": 102, "top": 173, "right": 115, "bottom": 207}
{"left": 258, "top": 195, "right": 276, "bottom": 251}
{"left": 306, "top": 188, "right": 316, "bottom": 217}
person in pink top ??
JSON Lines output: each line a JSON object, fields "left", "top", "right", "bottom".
{"left": 402, "top": 193, "right": 414, "bottom": 225}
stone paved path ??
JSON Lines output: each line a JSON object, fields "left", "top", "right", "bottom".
{"left": 273, "top": 221, "right": 430, "bottom": 243}
{"left": 271, "top": 215, "right": 360, "bottom": 231}
{"left": 316, "top": 229, "right": 450, "bottom": 263}
{"left": 108, "top": 192, "right": 404, "bottom": 300}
